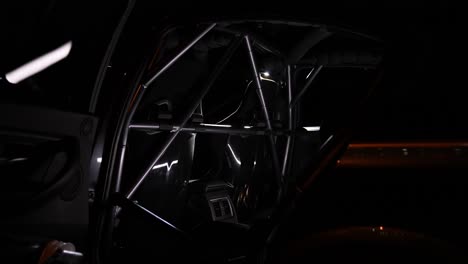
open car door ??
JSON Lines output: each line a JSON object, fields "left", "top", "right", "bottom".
{"left": 0, "top": 104, "right": 97, "bottom": 262}
{"left": 0, "top": 1, "right": 132, "bottom": 263}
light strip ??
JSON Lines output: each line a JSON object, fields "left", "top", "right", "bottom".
{"left": 152, "top": 160, "right": 179, "bottom": 171}
{"left": 227, "top": 144, "right": 241, "bottom": 165}
{"left": 5, "top": 41, "right": 73, "bottom": 84}
{"left": 303, "top": 126, "right": 321, "bottom": 132}
{"left": 200, "top": 123, "right": 232, "bottom": 128}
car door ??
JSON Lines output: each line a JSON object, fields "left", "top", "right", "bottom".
{"left": 0, "top": 104, "right": 97, "bottom": 261}
{"left": 0, "top": 1, "right": 130, "bottom": 262}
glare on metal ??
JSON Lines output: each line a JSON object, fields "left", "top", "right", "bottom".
{"left": 152, "top": 160, "right": 179, "bottom": 171}
{"left": 227, "top": 144, "right": 241, "bottom": 165}
{"left": 200, "top": 123, "right": 232, "bottom": 128}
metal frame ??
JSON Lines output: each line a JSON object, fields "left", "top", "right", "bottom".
{"left": 129, "top": 123, "right": 291, "bottom": 136}
{"left": 114, "top": 23, "right": 216, "bottom": 194}
{"left": 112, "top": 193, "right": 187, "bottom": 237}
{"left": 89, "top": 0, "right": 136, "bottom": 113}
{"left": 214, "top": 27, "right": 284, "bottom": 58}
{"left": 116, "top": 23, "right": 324, "bottom": 204}
{"left": 96, "top": 19, "right": 373, "bottom": 264}
{"left": 125, "top": 32, "right": 241, "bottom": 199}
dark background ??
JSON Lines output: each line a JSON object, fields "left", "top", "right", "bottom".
{"left": 1, "top": 1, "right": 465, "bottom": 139}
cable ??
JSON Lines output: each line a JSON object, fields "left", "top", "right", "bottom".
{"left": 215, "top": 80, "right": 253, "bottom": 124}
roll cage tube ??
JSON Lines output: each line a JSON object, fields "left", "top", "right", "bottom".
{"left": 109, "top": 22, "right": 327, "bottom": 236}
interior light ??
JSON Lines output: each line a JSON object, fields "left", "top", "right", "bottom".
{"left": 260, "top": 71, "right": 270, "bottom": 77}
{"left": 303, "top": 126, "right": 321, "bottom": 132}
{"left": 379, "top": 226, "right": 384, "bottom": 231}
{"left": 244, "top": 126, "right": 253, "bottom": 129}
{"left": 5, "top": 41, "right": 72, "bottom": 84}
{"left": 259, "top": 72, "right": 277, "bottom": 83}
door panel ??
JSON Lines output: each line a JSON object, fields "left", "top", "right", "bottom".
{"left": 0, "top": 104, "right": 97, "bottom": 258}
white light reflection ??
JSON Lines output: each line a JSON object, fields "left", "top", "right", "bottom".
{"left": 200, "top": 123, "right": 232, "bottom": 128}
{"left": 9, "top": 157, "right": 28, "bottom": 162}
{"left": 303, "top": 126, "right": 321, "bottom": 132}
{"left": 320, "top": 135, "right": 334, "bottom": 151}
{"left": 135, "top": 203, "right": 180, "bottom": 231}
{"left": 227, "top": 144, "right": 241, "bottom": 165}
{"left": 152, "top": 160, "right": 179, "bottom": 171}
{"left": 97, "top": 157, "right": 102, "bottom": 163}
{"left": 306, "top": 68, "right": 315, "bottom": 79}
{"left": 6, "top": 41, "right": 72, "bottom": 84}
{"left": 244, "top": 126, "right": 253, "bottom": 129}
{"left": 260, "top": 71, "right": 270, "bottom": 77}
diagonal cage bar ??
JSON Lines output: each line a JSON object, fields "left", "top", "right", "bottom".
{"left": 144, "top": 24, "right": 217, "bottom": 88}
{"left": 125, "top": 36, "right": 242, "bottom": 199}
{"left": 129, "top": 123, "right": 292, "bottom": 136}
{"left": 115, "top": 24, "right": 216, "bottom": 193}
{"left": 289, "top": 65, "right": 323, "bottom": 109}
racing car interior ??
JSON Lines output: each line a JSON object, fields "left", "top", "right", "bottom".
{"left": 2, "top": 3, "right": 467, "bottom": 264}
{"left": 89, "top": 17, "right": 387, "bottom": 263}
